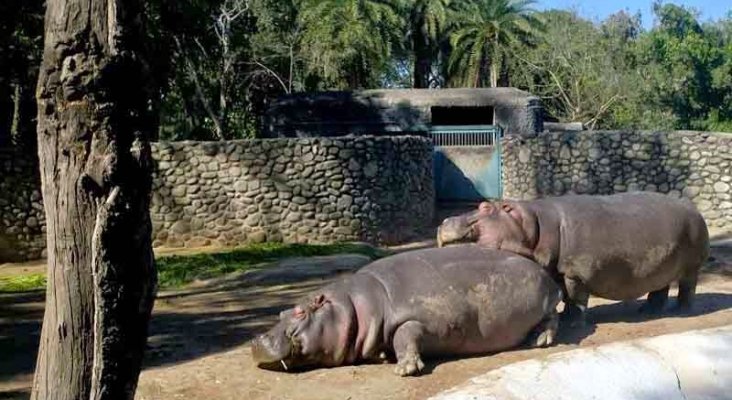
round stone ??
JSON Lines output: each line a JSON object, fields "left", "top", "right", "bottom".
{"left": 518, "top": 148, "right": 532, "bottom": 163}
{"left": 363, "top": 162, "right": 378, "bottom": 178}
{"left": 171, "top": 221, "right": 191, "bottom": 234}
{"left": 714, "top": 181, "right": 730, "bottom": 193}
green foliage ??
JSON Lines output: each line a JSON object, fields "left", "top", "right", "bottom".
{"left": 407, "top": 0, "right": 451, "bottom": 87}
{"left": 0, "top": 0, "right": 43, "bottom": 147}
{"left": 637, "top": 4, "right": 719, "bottom": 129}
{"left": 0, "top": 273, "right": 46, "bottom": 293}
{"left": 298, "top": 0, "right": 404, "bottom": 89}
{"left": 2, "top": 0, "right": 732, "bottom": 141}
{"left": 508, "top": 10, "right": 641, "bottom": 129}
{"left": 153, "top": 0, "right": 259, "bottom": 141}
{"left": 507, "top": 5, "right": 732, "bottom": 131}
{"left": 448, "top": 0, "right": 543, "bottom": 88}
{"left": 156, "top": 242, "right": 387, "bottom": 288}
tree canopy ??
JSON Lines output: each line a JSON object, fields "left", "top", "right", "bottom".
{"left": 1, "top": 0, "right": 731, "bottom": 142}
{"left": 448, "top": 0, "right": 543, "bottom": 88}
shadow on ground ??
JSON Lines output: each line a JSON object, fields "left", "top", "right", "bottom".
{"left": 407, "top": 291, "right": 732, "bottom": 377}
{"left": 0, "top": 291, "right": 44, "bottom": 386}
{"left": 558, "top": 292, "right": 732, "bottom": 344}
{"left": 144, "top": 280, "right": 324, "bottom": 368}
{"left": 0, "top": 390, "right": 29, "bottom": 400}
{"left": 143, "top": 254, "right": 373, "bottom": 368}
{"left": 2, "top": 246, "right": 732, "bottom": 392}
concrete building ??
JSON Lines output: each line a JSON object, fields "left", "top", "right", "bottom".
{"left": 263, "top": 88, "right": 544, "bottom": 138}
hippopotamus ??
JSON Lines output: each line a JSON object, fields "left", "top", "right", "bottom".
{"left": 250, "top": 246, "right": 562, "bottom": 376}
{"left": 437, "top": 192, "right": 709, "bottom": 323}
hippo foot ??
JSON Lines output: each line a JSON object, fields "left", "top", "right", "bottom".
{"left": 394, "top": 353, "right": 425, "bottom": 377}
{"left": 529, "top": 314, "right": 559, "bottom": 347}
{"left": 639, "top": 286, "right": 669, "bottom": 315}
{"left": 534, "top": 325, "right": 557, "bottom": 347}
{"left": 534, "top": 330, "right": 555, "bottom": 347}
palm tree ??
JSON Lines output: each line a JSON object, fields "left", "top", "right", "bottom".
{"left": 448, "top": 0, "right": 543, "bottom": 88}
{"left": 408, "top": 0, "right": 451, "bottom": 88}
{"left": 298, "top": 0, "right": 403, "bottom": 89}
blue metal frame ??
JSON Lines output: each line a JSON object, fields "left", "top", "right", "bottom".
{"left": 430, "top": 125, "right": 504, "bottom": 200}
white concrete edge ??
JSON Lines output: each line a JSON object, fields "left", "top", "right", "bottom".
{"left": 430, "top": 325, "right": 732, "bottom": 400}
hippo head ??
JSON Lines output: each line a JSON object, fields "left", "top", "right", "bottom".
{"left": 251, "top": 292, "right": 355, "bottom": 372}
{"left": 437, "top": 201, "right": 537, "bottom": 258}
{"left": 436, "top": 207, "right": 485, "bottom": 247}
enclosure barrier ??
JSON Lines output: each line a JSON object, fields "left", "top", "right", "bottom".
{"left": 430, "top": 325, "right": 732, "bottom": 400}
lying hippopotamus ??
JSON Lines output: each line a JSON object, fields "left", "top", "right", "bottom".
{"left": 251, "top": 246, "right": 561, "bottom": 376}
{"left": 437, "top": 192, "right": 709, "bottom": 323}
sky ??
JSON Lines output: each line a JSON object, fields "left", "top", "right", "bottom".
{"left": 537, "top": 0, "right": 732, "bottom": 29}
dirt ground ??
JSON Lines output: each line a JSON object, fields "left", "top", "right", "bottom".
{"left": 1, "top": 239, "right": 732, "bottom": 400}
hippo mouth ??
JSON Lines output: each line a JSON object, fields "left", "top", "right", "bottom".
{"left": 251, "top": 333, "right": 303, "bottom": 372}
{"left": 437, "top": 225, "right": 475, "bottom": 248}
{"left": 255, "top": 351, "right": 315, "bottom": 373}
{"left": 256, "top": 358, "right": 294, "bottom": 372}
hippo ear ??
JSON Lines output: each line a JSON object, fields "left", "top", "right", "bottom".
{"left": 309, "top": 294, "right": 330, "bottom": 311}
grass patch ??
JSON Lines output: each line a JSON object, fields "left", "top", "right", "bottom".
{"left": 0, "top": 243, "right": 387, "bottom": 293}
{"left": 0, "top": 273, "right": 46, "bottom": 293}
{"left": 156, "top": 242, "right": 387, "bottom": 289}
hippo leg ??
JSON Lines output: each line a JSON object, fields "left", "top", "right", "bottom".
{"left": 530, "top": 311, "right": 559, "bottom": 347}
{"left": 639, "top": 286, "right": 669, "bottom": 314}
{"left": 676, "top": 268, "right": 699, "bottom": 311}
{"left": 392, "top": 321, "right": 426, "bottom": 377}
{"left": 561, "top": 277, "right": 589, "bottom": 327}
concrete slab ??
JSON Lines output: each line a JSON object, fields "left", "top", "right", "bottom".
{"left": 431, "top": 325, "right": 732, "bottom": 400}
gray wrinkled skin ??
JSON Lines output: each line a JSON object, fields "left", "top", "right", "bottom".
{"left": 437, "top": 192, "right": 710, "bottom": 323}
{"left": 250, "top": 246, "right": 561, "bottom": 376}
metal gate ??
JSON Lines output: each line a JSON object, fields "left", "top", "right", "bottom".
{"left": 431, "top": 125, "right": 503, "bottom": 201}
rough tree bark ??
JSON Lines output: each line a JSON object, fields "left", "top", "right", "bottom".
{"left": 10, "top": 83, "right": 21, "bottom": 145}
{"left": 32, "top": 0, "right": 157, "bottom": 399}
{"left": 412, "top": 20, "right": 431, "bottom": 89}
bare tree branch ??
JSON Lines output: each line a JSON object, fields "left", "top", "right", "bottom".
{"left": 246, "top": 61, "right": 291, "bottom": 93}
{"left": 173, "top": 35, "right": 224, "bottom": 140}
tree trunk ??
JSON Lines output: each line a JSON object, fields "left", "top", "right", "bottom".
{"left": 490, "top": 61, "right": 499, "bottom": 88}
{"left": 0, "top": 80, "right": 11, "bottom": 147}
{"left": 219, "top": 56, "right": 231, "bottom": 140}
{"left": 32, "top": 1, "right": 157, "bottom": 399}
{"left": 412, "top": 21, "right": 431, "bottom": 89}
{"left": 10, "top": 83, "right": 21, "bottom": 146}
{"left": 489, "top": 33, "right": 501, "bottom": 88}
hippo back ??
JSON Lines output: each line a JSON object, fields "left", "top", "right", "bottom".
{"left": 541, "top": 192, "right": 709, "bottom": 299}
{"left": 356, "top": 246, "right": 560, "bottom": 355}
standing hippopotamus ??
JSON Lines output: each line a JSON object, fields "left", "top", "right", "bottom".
{"left": 250, "top": 246, "right": 561, "bottom": 376}
{"left": 437, "top": 192, "right": 709, "bottom": 324}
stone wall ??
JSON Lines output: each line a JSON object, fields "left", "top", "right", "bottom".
{"left": 5, "top": 129, "right": 730, "bottom": 262}
{"left": 502, "top": 130, "right": 732, "bottom": 231}
{"left": 150, "top": 136, "right": 435, "bottom": 248}
{"left": 0, "top": 136, "right": 434, "bottom": 262}
{"left": 0, "top": 148, "right": 45, "bottom": 261}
